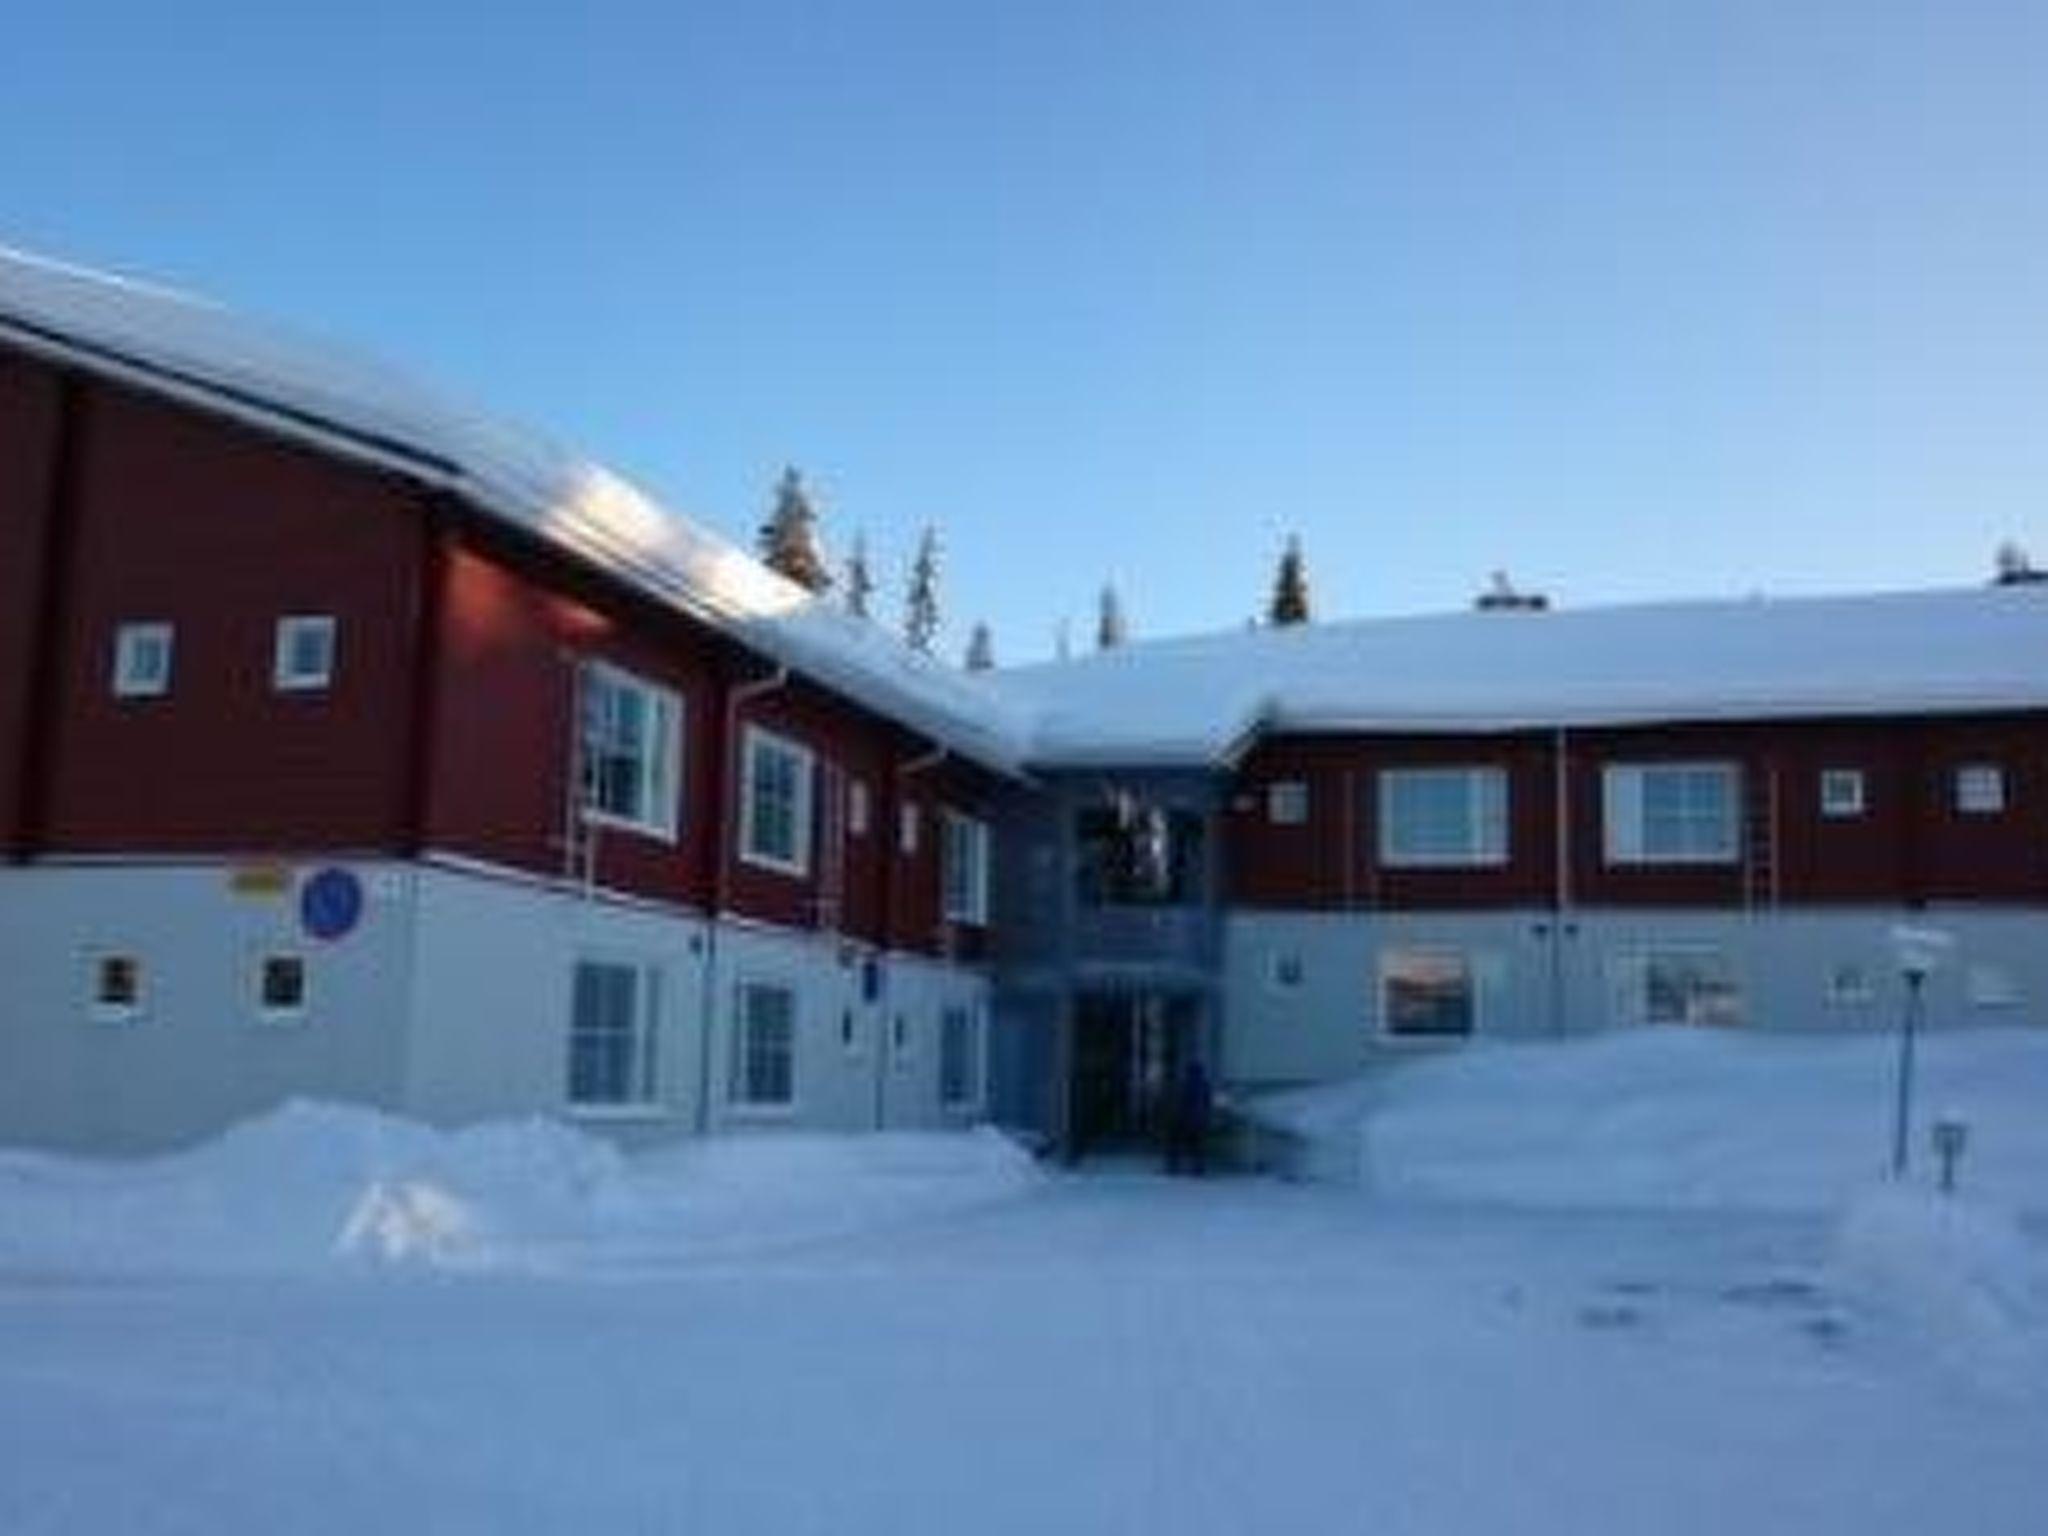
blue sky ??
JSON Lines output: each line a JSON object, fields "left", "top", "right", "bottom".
{"left": 4, "top": 2, "right": 2045, "bottom": 662}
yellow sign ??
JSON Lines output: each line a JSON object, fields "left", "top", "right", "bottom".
{"left": 228, "top": 864, "right": 292, "bottom": 897}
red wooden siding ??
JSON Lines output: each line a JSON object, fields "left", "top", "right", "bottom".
{"left": 32, "top": 377, "right": 427, "bottom": 854}
{"left": 1233, "top": 715, "right": 2048, "bottom": 910}
{"left": 0, "top": 353, "right": 66, "bottom": 855}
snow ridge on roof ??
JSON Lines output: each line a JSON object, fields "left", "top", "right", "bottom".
{"left": 0, "top": 243, "right": 1031, "bottom": 772}
{"left": 985, "top": 584, "right": 2048, "bottom": 764}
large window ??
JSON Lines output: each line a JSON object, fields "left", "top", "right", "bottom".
{"left": 740, "top": 727, "right": 814, "bottom": 874}
{"left": 580, "top": 662, "right": 682, "bottom": 838}
{"left": 1379, "top": 768, "right": 1508, "bottom": 868}
{"left": 731, "top": 980, "right": 797, "bottom": 1108}
{"left": 1637, "top": 949, "right": 1742, "bottom": 1027}
{"left": 1074, "top": 803, "right": 1205, "bottom": 906}
{"left": 1380, "top": 949, "right": 1475, "bottom": 1038}
{"left": 939, "top": 1003, "right": 982, "bottom": 1107}
{"left": 1603, "top": 763, "right": 1739, "bottom": 864}
{"left": 567, "top": 960, "right": 662, "bottom": 1109}
{"left": 942, "top": 811, "right": 992, "bottom": 925}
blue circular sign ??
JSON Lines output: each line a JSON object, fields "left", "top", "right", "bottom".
{"left": 300, "top": 867, "right": 364, "bottom": 942}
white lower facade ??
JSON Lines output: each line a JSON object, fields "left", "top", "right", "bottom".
{"left": 1223, "top": 905, "right": 2047, "bottom": 1089}
{"left": 0, "top": 858, "right": 992, "bottom": 1154}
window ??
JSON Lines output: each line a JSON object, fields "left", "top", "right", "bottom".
{"left": 1967, "top": 964, "right": 2020, "bottom": 1009}
{"left": 1639, "top": 949, "right": 1742, "bottom": 1027}
{"left": 1824, "top": 962, "right": 1873, "bottom": 1007}
{"left": 1267, "top": 781, "right": 1309, "bottom": 826}
{"left": 272, "top": 615, "right": 337, "bottom": 691}
{"left": 1379, "top": 768, "right": 1509, "bottom": 867}
{"left": 1955, "top": 764, "right": 2005, "bottom": 816}
{"left": 942, "top": 811, "right": 991, "bottom": 925}
{"left": 1819, "top": 769, "right": 1866, "bottom": 819}
{"left": 89, "top": 953, "right": 143, "bottom": 1022}
{"left": 939, "top": 1004, "right": 982, "bottom": 1107}
{"left": 1603, "top": 763, "right": 1739, "bottom": 864}
{"left": 899, "top": 801, "right": 921, "bottom": 856}
{"left": 740, "top": 727, "right": 814, "bottom": 873}
{"left": 255, "top": 954, "right": 308, "bottom": 1021}
{"left": 1269, "top": 951, "right": 1305, "bottom": 992}
{"left": 731, "top": 981, "right": 796, "bottom": 1108}
{"left": 580, "top": 662, "right": 682, "bottom": 838}
{"left": 111, "top": 622, "right": 174, "bottom": 698}
{"left": 1074, "top": 803, "right": 1205, "bottom": 906}
{"left": 1381, "top": 949, "right": 1475, "bottom": 1038}
{"left": 847, "top": 779, "right": 872, "bottom": 837}
{"left": 567, "top": 960, "right": 662, "bottom": 1109}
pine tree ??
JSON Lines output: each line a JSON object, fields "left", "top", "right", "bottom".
{"left": 1268, "top": 534, "right": 1311, "bottom": 626}
{"left": 756, "top": 466, "right": 832, "bottom": 593}
{"left": 964, "top": 622, "right": 995, "bottom": 672}
{"left": 845, "top": 531, "right": 875, "bottom": 618}
{"left": 905, "top": 526, "right": 941, "bottom": 653}
{"left": 1096, "top": 582, "right": 1127, "bottom": 651}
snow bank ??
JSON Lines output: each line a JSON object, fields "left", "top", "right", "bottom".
{"left": 0, "top": 1101, "right": 1039, "bottom": 1279}
{"left": 1832, "top": 1186, "right": 2048, "bottom": 1396}
{"left": 1248, "top": 1027, "right": 2048, "bottom": 1214}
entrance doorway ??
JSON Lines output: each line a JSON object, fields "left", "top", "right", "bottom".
{"left": 1067, "top": 990, "right": 1199, "bottom": 1159}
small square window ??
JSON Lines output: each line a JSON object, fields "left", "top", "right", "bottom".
{"left": 89, "top": 953, "right": 142, "bottom": 1021}
{"left": 848, "top": 779, "right": 871, "bottom": 837}
{"left": 1819, "top": 769, "right": 1866, "bottom": 819}
{"left": 274, "top": 615, "right": 337, "bottom": 692}
{"left": 1824, "top": 962, "right": 1873, "bottom": 1006}
{"left": 899, "top": 802, "right": 922, "bottom": 856}
{"left": 1955, "top": 764, "right": 2005, "bottom": 816}
{"left": 112, "top": 622, "right": 174, "bottom": 698}
{"left": 257, "top": 954, "right": 308, "bottom": 1020}
{"left": 1267, "top": 781, "right": 1309, "bottom": 826}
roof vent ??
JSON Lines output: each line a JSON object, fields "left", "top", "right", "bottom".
{"left": 1474, "top": 571, "right": 1550, "bottom": 612}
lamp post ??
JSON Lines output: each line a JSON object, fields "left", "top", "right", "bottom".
{"left": 1888, "top": 926, "right": 1952, "bottom": 1180}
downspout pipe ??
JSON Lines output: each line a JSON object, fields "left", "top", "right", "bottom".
{"left": 696, "top": 662, "right": 790, "bottom": 1134}
{"left": 876, "top": 742, "right": 948, "bottom": 1128}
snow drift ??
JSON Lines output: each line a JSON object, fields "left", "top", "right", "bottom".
{"left": 1248, "top": 1026, "right": 2048, "bottom": 1215}
{"left": 0, "top": 1100, "right": 1040, "bottom": 1279}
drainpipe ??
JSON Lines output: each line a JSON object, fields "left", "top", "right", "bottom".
{"left": 696, "top": 662, "right": 789, "bottom": 1134}
{"left": 876, "top": 742, "right": 948, "bottom": 1127}
{"left": 1551, "top": 725, "right": 1571, "bottom": 1037}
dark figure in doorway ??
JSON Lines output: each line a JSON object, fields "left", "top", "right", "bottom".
{"left": 1166, "top": 1057, "right": 1213, "bottom": 1176}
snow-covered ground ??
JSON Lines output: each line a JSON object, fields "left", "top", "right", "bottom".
{"left": 3, "top": 1035, "right": 2045, "bottom": 1535}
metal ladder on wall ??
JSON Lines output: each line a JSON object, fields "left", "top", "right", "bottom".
{"left": 1743, "top": 761, "right": 1781, "bottom": 912}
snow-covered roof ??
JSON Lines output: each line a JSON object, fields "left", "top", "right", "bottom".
{"left": 0, "top": 245, "right": 1032, "bottom": 774}
{"left": 985, "top": 585, "right": 2048, "bottom": 766}
{"left": 8, "top": 244, "right": 2045, "bottom": 780}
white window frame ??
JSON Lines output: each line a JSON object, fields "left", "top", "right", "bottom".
{"left": 1378, "top": 767, "right": 1509, "bottom": 868}
{"left": 1602, "top": 762, "right": 1740, "bottom": 865}
{"left": 1818, "top": 769, "right": 1866, "bottom": 819}
{"left": 899, "top": 801, "right": 922, "bottom": 857}
{"left": 730, "top": 978, "right": 799, "bottom": 1112}
{"left": 739, "top": 726, "right": 815, "bottom": 876}
{"left": 1266, "top": 780, "right": 1309, "bottom": 826}
{"left": 579, "top": 661, "right": 683, "bottom": 841}
{"left": 253, "top": 952, "right": 310, "bottom": 1025}
{"left": 1635, "top": 946, "right": 1743, "bottom": 1027}
{"left": 938, "top": 1002, "right": 984, "bottom": 1109}
{"left": 566, "top": 957, "right": 665, "bottom": 1115}
{"left": 1378, "top": 948, "right": 1478, "bottom": 1040}
{"left": 942, "top": 810, "right": 992, "bottom": 925}
{"left": 1824, "top": 961, "right": 1874, "bottom": 1008}
{"left": 272, "top": 614, "right": 338, "bottom": 692}
{"left": 1955, "top": 764, "right": 2005, "bottom": 816}
{"left": 847, "top": 778, "right": 872, "bottom": 838}
{"left": 111, "top": 622, "right": 174, "bottom": 698}
{"left": 86, "top": 950, "right": 144, "bottom": 1024}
